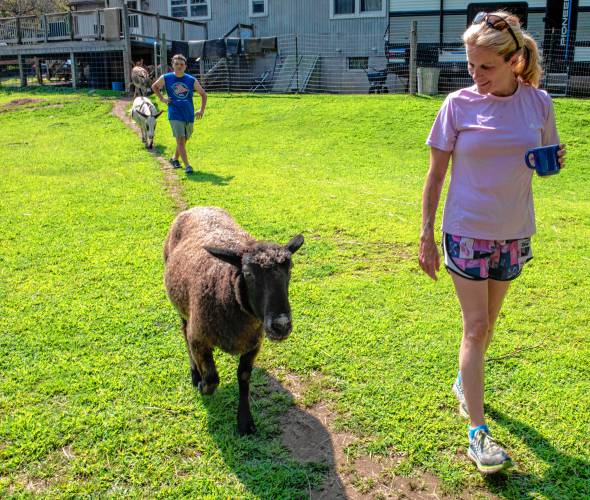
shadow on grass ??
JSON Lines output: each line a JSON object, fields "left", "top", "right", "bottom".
{"left": 186, "top": 171, "right": 234, "bottom": 186}
{"left": 199, "top": 369, "right": 345, "bottom": 498}
{"left": 484, "top": 406, "right": 590, "bottom": 499}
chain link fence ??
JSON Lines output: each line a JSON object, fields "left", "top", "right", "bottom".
{"left": 2, "top": 14, "right": 589, "bottom": 97}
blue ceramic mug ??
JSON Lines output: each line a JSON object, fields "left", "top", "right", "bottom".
{"left": 524, "top": 144, "right": 561, "bottom": 177}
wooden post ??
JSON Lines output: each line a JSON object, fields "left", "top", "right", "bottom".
{"left": 409, "top": 20, "right": 417, "bottom": 95}
{"left": 43, "top": 15, "right": 48, "bottom": 42}
{"left": 161, "top": 33, "right": 168, "bottom": 73}
{"left": 69, "top": 12, "right": 75, "bottom": 40}
{"left": 154, "top": 41, "right": 160, "bottom": 78}
{"left": 18, "top": 54, "right": 27, "bottom": 87}
{"left": 34, "top": 57, "right": 43, "bottom": 84}
{"left": 70, "top": 51, "right": 78, "bottom": 88}
{"left": 122, "top": 5, "right": 133, "bottom": 93}
{"left": 16, "top": 17, "right": 22, "bottom": 45}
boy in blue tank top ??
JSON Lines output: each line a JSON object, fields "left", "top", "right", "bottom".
{"left": 152, "top": 54, "right": 207, "bottom": 174}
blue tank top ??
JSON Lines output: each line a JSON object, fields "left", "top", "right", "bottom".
{"left": 164, "top": 72, "right": 196, "bottom": 122}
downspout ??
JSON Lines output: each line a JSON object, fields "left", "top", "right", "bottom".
{"left": 439, "top": 0, "right": 444, "bottom": 48}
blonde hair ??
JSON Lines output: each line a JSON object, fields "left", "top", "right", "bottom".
{"left": 463, "top": 11, "right": 542, "bottom": 87}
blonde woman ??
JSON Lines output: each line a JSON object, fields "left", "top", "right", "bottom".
{"left": 419, "top": 12, "right": 567, "bottom": 473}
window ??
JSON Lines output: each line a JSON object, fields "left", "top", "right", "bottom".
{"left": 335, "top": 0, "right": 354, "bottom": 15}
{"left": 348, "top": 57, "right": 368, "bottom": 70}
{"left": 170, "top": 0, "right": 210, "bottom": 19}
{"left": 249, "top": 0, "right": 267, "bottom": 17}
{"left": 331, "top": 0, "right": 385, "bottom": 18}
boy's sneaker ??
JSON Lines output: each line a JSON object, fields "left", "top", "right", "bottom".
{"left": 170, "top": 158, "right": 181, "bottom": 169}
{"left": 468, "top": 429, "right": 513, "bottom": 474}
{"left": 452, "top": 376, "right": 469, "bottom": 419}
{"left": 185, "top": 165, "right": 194, "bottom": 174}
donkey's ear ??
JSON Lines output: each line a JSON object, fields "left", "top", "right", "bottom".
{"left": 204, "top": 246, "right": 242, "bottom": 267}
{"left": 285, "top": 234, "right": 304, "bottom": 254}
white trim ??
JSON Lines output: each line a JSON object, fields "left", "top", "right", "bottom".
{"left": 249, "top": 0, "right": 268, "bottom": 17}
{"left": 168, "top": 0, "right": 211, "bottom": 21}
{"left": 330, "top": 0, "right": 386, "bottom": 19}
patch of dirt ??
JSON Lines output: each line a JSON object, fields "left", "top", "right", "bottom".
{"left": 111, "top": 98, "right": 188, "bottom": 213}
{"left": 0, "top": 98, "right": 46, "bottom": 113}
{"left": 274, "top": 371, "right": 497, "bottom": 499}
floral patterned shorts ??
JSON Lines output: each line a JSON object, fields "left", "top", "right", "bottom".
{"left": 442, "top": 233, "right": 533, "bottom": 281}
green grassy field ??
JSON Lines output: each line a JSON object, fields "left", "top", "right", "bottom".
{"left": 1, "top": 88, "right": 589, "bottom": 498}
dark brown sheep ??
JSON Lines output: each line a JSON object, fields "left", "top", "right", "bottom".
{"left": 164, "top": 207, "right": 304, "bottom": 435}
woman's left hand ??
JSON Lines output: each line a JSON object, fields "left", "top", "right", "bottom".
{"left": 558, "top": 143, "right": 567, "bottom": 168}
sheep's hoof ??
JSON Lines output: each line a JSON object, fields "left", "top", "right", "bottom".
{"left": 198, "top": 381, "right": 218, "bottom": 395}
{"left": 190, "top": 368, "right": 201, "bottom": 387}
{"left": 238, "top": 418, "right": 256, "bottom": 436}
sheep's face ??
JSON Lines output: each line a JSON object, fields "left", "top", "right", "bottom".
{"left": 242, "top": 256, "right": 293, "bottom": 341}
{"left": 205, "top": 234, "right": 305, "bottom": 341}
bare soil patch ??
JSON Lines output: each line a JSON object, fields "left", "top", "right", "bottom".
{"left": 0, "top": 98, "right": 46, "bottom": 112}
{"left": 273, "top": 371, "right": 496, "bottom": 499}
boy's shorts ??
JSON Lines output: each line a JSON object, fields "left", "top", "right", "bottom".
{"left": 169, "top": 120, "right": 194, "bottom": 139}
{"left": 442, "top": 233, "right": 533, "bottom": 281}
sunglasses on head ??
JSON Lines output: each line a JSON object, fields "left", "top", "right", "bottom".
{"left": 473, "top": 11, "right": 521, "bottom": 52}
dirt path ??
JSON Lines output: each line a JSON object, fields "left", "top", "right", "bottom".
{"left": 111, "top": 98, "right": 188, "bottom": 213}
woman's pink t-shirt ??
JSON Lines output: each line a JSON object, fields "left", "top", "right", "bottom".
{"left": 426, "top": 83, "right": 559, "bottom": 240}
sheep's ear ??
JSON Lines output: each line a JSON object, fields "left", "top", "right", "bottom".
{"left": 285, "top": 234, "right": 304, "bottom": 254}
{"left": 204, "top": 246, "right": 242, "bottom": 267}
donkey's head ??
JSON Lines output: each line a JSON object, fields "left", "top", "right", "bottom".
{"left": 205, "top": 234, "right": 305, "bottom": 341}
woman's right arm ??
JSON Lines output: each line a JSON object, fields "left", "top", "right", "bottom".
{"left": 419, "top": 146, "right": 452, "bottom": 281}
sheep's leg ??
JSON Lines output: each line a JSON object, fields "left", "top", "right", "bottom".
{"left": 187, "top": 335, "right": 219, "bottom": 395}
{"left": 237, "top": 345, "right": 260, "bottom": 436}
{"left": 195, "top": 347, "right": 219, "bottom": 395}
{"left": 182, "top": 319, "right": 201, "bottom": 387}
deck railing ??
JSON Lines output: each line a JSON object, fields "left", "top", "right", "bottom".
{"left": 0, "top": 7, "right": 207, "bottom": 46}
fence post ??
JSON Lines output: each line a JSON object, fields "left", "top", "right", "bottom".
{"left": 18, "top": 54, "right": 27, "bottom": 87}
{"left": 409, "top": 20, "right": 417, "bottom": 95}
{"left": 154, "top": 41, "right": 160, "bottom": 78}
{"left": 43, "top": 15, "right": 48, "bottom": 42}
{"left": 122, "top": 5, "right": 132, "bottom": 92}
{"left": 295, "top": 33, "right": 299, "bottom": 93}
{"left": 34, "top": 57, "right": 43, "bottom": 84}
{"left": 16, "top": 16, "right": 22, "bottom": 45}
{"left": 70, "top": 51, "right": 78, "bottom": 88}
{"left": 69, "top": 12, "right": 75, "bottom": 40}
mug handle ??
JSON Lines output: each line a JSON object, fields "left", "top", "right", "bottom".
{"left": 524, "top": 150, "right": 536, "bottom": 169}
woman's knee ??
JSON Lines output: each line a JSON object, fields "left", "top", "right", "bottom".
{"left": 462, "top": 317, "right": 490, "bottom": 345}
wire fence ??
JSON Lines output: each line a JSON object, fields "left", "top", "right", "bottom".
{"left": 2, "top": 21, "right": 590, "bottom": 97}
